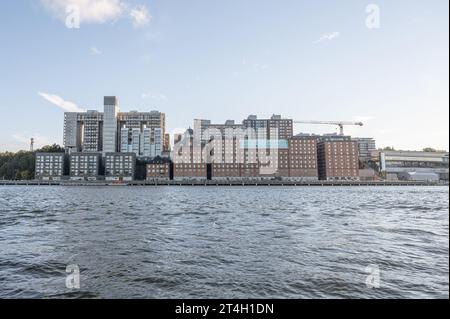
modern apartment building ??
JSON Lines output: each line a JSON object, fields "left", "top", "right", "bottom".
{"left": 317, "top": 137, "right": 360, "bottom": 180}
{"left": 35, "top": 153, "right": 67, "bottom": 181}
{"left": 69, "top": 152, "right": 102, "bottom": 181}
{"left": 104, "top": 152, "right": 136, "bottom": 181}
{"left": 63, "top": 96, "right": 167, "bottom": 158}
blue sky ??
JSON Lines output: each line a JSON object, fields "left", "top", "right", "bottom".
{"left": 0, "top": 0, "right": 448, "bottom": 151}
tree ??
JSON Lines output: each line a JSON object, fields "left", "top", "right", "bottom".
{"left": 0, "top": 144, "right": 64, "bottom": 180}
{"left": 38, "top": 144, "right": 65, "bottom": 153}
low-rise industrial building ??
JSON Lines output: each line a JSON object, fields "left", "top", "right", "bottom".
{"left": 35, "top": 153, "right": 67, "bottom": 181}
{"left": 104, "top": 152, "right": 136, "bottom": 181}
{"left": 380, "top": 150, "right": 449, "bottom": 181}
{"left": 69, "top": 153, "right": 102, "bottom": 181}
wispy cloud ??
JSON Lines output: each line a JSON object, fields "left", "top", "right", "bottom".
{"left": 38, "top": 92, "right": 85, "bottom": 112}
{"left": 40, "top": 0, "right": 151, "bottom": 28}
{"left": 314, "top": 31, "right": 340, "bottom": 44}
{"left": 130, "top": 5, "right": 151, "bottom": 28}
{"left": 90, "top": 46, "right": 102, "bottom": 55}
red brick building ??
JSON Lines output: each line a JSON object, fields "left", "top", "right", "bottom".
{"left": 317, "top": 137, "right": 360, "bottom": 180}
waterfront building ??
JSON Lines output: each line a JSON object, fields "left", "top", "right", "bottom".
{"left": 69, "top": 152, "right": 102, "bottom": 181}
{"left": 35, "top": 153, "right": 67, "bottom": 181}
{"left": 173, "top": 163, "right": 207, "bottom": 180}
{"left": 104, "top": 152, "right": 136, "bottom": 181}
{"left": 146, "top": 157, "right": 172, "bottom": 181}
{"left": 317, "top": 136, "right": 360, "bottom": 181}
{"left": 288, "top": 135, "right": 319, "bottom": 180}
{"left": 172, "top": 128, "right": 207, "bottom": 180}
{"left": 379, "top": 150, "right": 449, "bottom": 181}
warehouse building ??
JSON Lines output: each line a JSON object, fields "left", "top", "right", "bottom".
{"left": 380, "top": 150, "right": 449, "bottom": 181}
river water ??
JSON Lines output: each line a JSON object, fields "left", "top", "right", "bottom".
{"left": 0, "top": 186, "right": 448, "bottom": 299}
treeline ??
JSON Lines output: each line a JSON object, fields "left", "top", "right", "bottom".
{"left": 0, "top": 144, "right": 64, "bottom": 180}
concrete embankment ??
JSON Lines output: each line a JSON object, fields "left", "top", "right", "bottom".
{"left": 0, "top": 180, "right": 447, "bottom": 187}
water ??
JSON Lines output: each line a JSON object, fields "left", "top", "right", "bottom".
{"left": 0, "top": 186, "right": 448, "bottom": 299}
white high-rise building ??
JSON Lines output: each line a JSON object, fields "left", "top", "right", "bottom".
{"left": 120, "top": 126, "right": 163, "bottom": 157}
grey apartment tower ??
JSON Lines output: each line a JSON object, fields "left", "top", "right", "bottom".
{"left": 63, "top": 96, "right": 167, "bottom": 157}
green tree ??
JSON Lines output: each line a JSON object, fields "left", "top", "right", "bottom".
{"left": 0, "top": 144, "right": 64, "bottom": 180}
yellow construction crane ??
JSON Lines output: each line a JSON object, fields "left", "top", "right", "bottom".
{"left": 293, "top": 121, "right": 364, "bottom": 136}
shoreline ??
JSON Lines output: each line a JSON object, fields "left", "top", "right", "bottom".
{"left": 0, "top": 180, "right": 448, "bottom": 187}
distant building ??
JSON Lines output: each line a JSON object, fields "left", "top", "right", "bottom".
{"left": 69, "top": 153, "right": 102, "bottom": 181}
{"left": 164, "top": 134, "right": 171, "bottom": 152}
{"left": 380, "top": 150, "right": 449, "bottom": 181}
{"left": 243, "top": 114, "right": 293, "bottom": 140}
{"left": 146, "top": 157, "right": 172, "bottom": 181}
{"left": 352, "top": 137, "right": 376, "bottom": 163}
{"left": 317, "top": 136, "right": 359, "bottom": 181}
{"left": 104, "top": 153, "right": 136, "bottom": 181}
{"left": 35, "top": 153, "right": 67, "bottom": 181}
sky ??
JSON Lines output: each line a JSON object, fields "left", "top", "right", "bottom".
{"left": 0, "top": 0, "right": 448, "bottom": 152}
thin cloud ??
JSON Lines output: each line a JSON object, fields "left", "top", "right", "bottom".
{"left": 90, "top": 46, "right": 102, "bottom": 55}
{"left": 41, "top": 0, "right": 125, "bottom": 24}
{"left": 38, "top": 92, "right": 85, "bottom": 112}
{"left": 142, "top": 92, "right": 167, "bottom": 100}
{"left": 130, "top": 5, "right": 151, "bottom": 28}
{"left": 314, "top": 32, "right": 340, "bottom": 44}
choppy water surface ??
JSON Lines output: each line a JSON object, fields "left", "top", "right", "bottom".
{"left": 0, "top": 186, "right": 448, "bottom": 299}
